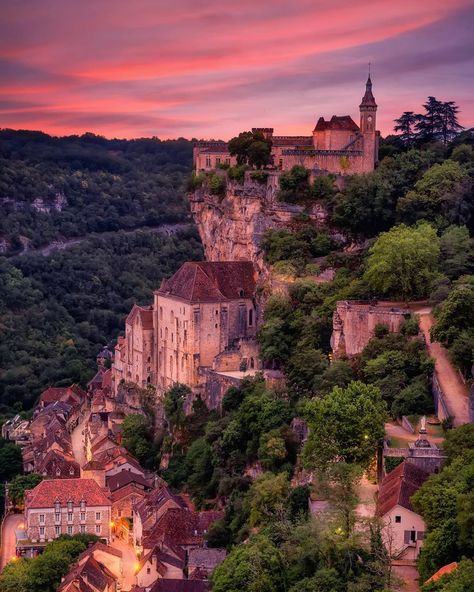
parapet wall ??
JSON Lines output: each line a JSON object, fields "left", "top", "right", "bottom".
{"left": 331, "top": 300, "right": 410, "bottom": 357}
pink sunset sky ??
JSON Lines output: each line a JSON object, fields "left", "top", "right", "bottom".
{"left": 1, "top": 0, "right": 473, "bottom": 140}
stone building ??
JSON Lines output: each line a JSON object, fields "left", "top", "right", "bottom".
{"left": 376, "top": 462, "right": 429, "bottom": 561}
{"left": 112, "top": 261, "right": 258, "bottom": 400}
{"left": 23, "top": 478, "right": 112, "bottom": 546}
{"left": 331, "top": 300, "right": 410, "bottom": 358}
{"left": 194, "top": 76, "right": 379, "bottom": 175}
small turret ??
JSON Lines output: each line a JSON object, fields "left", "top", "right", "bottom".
{"left": 359, "top": 75, "right": 377, "bottom": 109}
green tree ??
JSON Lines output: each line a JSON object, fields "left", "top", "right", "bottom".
{"left": 8, "top": 474, "right": 43, "bottom": 509}
{"left": 303, "top": 381, "right": 387, "bottom": 471}
{"left": 278, "top": 166, "right": 311, "bottom": 202}
{"left": 248, "top": 472, "right": 289, "bottom": 527}
{"left": 394, "top": 111, "right": 418, "bottom": 146}
{"left": 422, "top": 559, "right": 474, "bottom": 592}
{"left": 398, "top": 160, "right": 472, "bottom": 226}
{"left": 164, "top": 383, "right": 191, "bottom": 428}
{"left": 363, "top": 223, "right": 440, "bottom": 299}
{"left": 211, "top": 535, "right": 287, "bottom": 592}
{"left": 0, "top": 440, "right": 23, "bottom": 482}
{"left": 228, "top": 131, "right": 272, "bottom": 168}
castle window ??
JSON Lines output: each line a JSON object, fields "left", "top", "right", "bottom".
{"left": 67, "top": 525, "right": 73, "bottom": 535}
{"left": 279, "top": 158, "right": 283, "bottom": 170}
{"left": 206, "top": 156, "right": 211, "bottom": 167}
{"left": 225, "top": 157, "right": 230, "bottom": 165}
{"left": 165, "top": 328, "right": 168, "bottom": 339}
{"left": 67, "top": 501, "right": 73, "bottom": 511}
{"left": 159, "top": 307, "right": 163, "bottom": 319}
{"left": 40, "top": 526, "right": 45, "bottom": 537}
{"left": 239, "top": 289, "right": 244, "bottom": 298}
{"left": 55, "top": 526, "right": 60, "bottom": 536}
{"left": 248, "top": 309, "right": 253, "bottom": 326}
{"left": 215, "top": 310, "right": 218, "bottom": 316}
{"left": 216, "top": 157, "right": 221, "bottom": 164}
{"left": 215, "top": 323, "right": 218, "bottom": 328}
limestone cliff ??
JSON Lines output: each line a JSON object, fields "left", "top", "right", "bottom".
{"left": 189, "top": 171, "right": 329, "bottom": 281}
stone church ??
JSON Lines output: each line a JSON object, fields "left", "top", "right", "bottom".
{"left": 194, "top": 76, "right": 379, "bottom": 175}
{"left": 112, "top": 261, "right": 259, "bottom": 404}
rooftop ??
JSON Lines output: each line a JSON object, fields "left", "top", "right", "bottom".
{"left": 25, "top": 478, "right": 111, "bottom": 508}
{"left": 314, "top": 115, "right": 359, "bottom": 132}
{"left": 376, "top": 461, "right": 429, "bottom": 517}
{"left": 157, "top": 261, "right": 256, "bottom": 302}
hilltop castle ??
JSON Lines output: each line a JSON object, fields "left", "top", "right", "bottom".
{"left": 194, "top": 76, "right": 379, "bottom": 175}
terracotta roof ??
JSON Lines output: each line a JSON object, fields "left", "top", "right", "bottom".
{"left": 39, "top": 385, "right": 86, "bottom": 407}
{"left": 376, "top": 462, "right": 429, "bottom": 517}
{"left": 107, "top": 471, "right": 151, "bottom": 492}
{"left": 110, "top": 482, "right": 147, "bottom": 504}
{"left": 25, "top": 478, "right": 111, "bottom": 509}
{"left": 149, "top": 580, "right": 209, "bottom": 592}
{"left": 425, "top": 562, "right": 458, "bottom": 584}
{"left": 77, "top": 541, "right": 123, "bottom": 562}
{"left": 314, "top": 115, "right": 359, "bottom": 132}
{"left": 126, "top": 304, "right": 154, "bottom": 330}
{"left": 82, "top": 460, "right": 105, "bottom": 471}
{"left": 157, "top": 261, "right": 256, "bottom": 302}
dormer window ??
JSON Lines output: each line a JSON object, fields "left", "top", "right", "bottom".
{"left": 55, "top": 500, "right": 61, "bottom": 511}
{"left": 80, "top": 500, "right": 86, "bottom": 511}
{"left": 67, "top": 500, "right": 73, "bottom": 511}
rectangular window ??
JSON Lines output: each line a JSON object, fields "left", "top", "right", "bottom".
{"left": 39, "top": 526, "right": 45, "bottom": 537}
{"left": 95, "top": 512, "right": 101, "bottom": 521}
{"left": 67, "top": 525, "right": 73, "bottom": 535}
{"left": 95, "top": 524, "right": 101, "bottom": 534}
{"left": 55, "top": 526, "right": 60, "bottom": 536}
{"left": 55, "top": 513, "right": 60, "bottom": 522}
{"left": 39, "top": 514, "right": 45, "bottom": 523}
{"left": 68, "top": 512, "right": 73, "bottom": 522}
{"left": 410, "top": 530, "right": 416, "bottom": 543}
{"left": 80, "top": 512, "right": 86, "bottom": 521}
{"left": 395, "top": 515, "right": 401, "bottom": 523}
{"left": 67, "top": 501, "right": 73, "bottom": 511}
{"left": 80, "top": 525, "right": 86, "bottom": 533}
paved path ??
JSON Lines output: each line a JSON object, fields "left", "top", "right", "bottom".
{"left": 0, "top": 514, "right": 25, "bottom": 571}
{"left": 416, "top": 309, "right": 470, "bottom": 426}
{"left": 71, "top": 412, "right": 89, "bottom": 468}
{"left": 110, "top": 537, "right": 137, "bottom": 591}
{"left": 356, "top": 474, "right": 377, "bottom": 519}
{"left": 392, "top": 562, "right": 420, "bottom": 592}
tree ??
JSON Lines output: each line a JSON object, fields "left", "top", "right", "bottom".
{"left": 248, "top": 472, "right": 289, "bottom": 527}
{"left": 278, "top": 166, "right": 311, "bottom": 202}
{"left": 415, "top": 96, "right": 444, "bottom": 143}
{"left": 8, "top": 474, "right": 43, "bottom": 509}
{"left": 394, "top": 111, "right": 418, "bottom": 146}
{"left": 363, "top": 223, "right": 440, "bottom": 300}
{"left": 228, "top": 131, "right": 272, "bottom": 168}
{"left": 398, "top": 161, "right": 472, "bottom": 226}
{"left": 164, "top": 383, "right": 191, "bottom": 428}
{"left": 303, "top": 381, "right": 387, "bottom": 471}
{"left": 443, "top": 423, "right": 474, "bottom": 462}
{"left": 0, "top": 440, "right": 23, "bottom": 482}
{"left": 121, "top": 414, "right": 155, "bottom": 466}
{"left": 211, "top": 535, "right": 287, "bottom": 592}
{"left": 422, "top": 559, "right": 474, "bottom": 592}
{"left": 440, "top": 226, "right": 473, "bottom": 279}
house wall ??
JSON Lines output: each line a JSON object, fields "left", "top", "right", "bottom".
{"left": 382, "top": 505, "right": 426, "bottom": 561}
{"left": 27, "top": 504, "right": 111, "bottom": 543}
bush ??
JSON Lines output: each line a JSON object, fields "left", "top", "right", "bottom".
{"left": 208, "top": 172, "right": 226, "bottom": 196}
{"left": 278, "top": 166, "right": 311, "bottom": 202}
{"left": 250, "top": 170, "right": 269, "bottom": 184}
{"left": 227, "top": 165, "right": 248, "bottom": 183}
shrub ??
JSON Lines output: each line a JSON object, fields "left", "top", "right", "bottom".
{"left": 227, "top": 165, "right": 248, "bottom": 183}
{"left": 250, "top": 170, "right": 269, "bottom": 184}
{"left": 208, "top": 172, "right": 226, "bottom": 196}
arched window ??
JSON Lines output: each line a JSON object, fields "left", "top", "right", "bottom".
{"left": 248, "top": 309, "right": 253, "bottom": 326}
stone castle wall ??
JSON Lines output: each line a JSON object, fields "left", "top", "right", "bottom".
{"left": 331, "top": 301, "right": 410, "bottom": 358}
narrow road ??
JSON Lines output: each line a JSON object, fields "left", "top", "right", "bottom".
{"left": 0, "top": 513, "right": 25, "bottom": 570}
{"left": 416, "top": 309, "right": 470, "bottom": 426}
{"left": 110, "top": 537, "right": 137, "bottom": 591}
{"left": 71, "top": 412, "right": 89, "bottom": 468}
{"left": 384, "top": 422, "right": 445, "bottom": 445}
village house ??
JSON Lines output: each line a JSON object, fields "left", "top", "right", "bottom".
{"left": 193, "top": 77, "right": 379, "bottom": 176}
{"left": 35, "top": 449, "right": 80, "bottom": 479}
{"left": 135, "top": 542, "right": 185, "bottom": 588}
{"left": 58, "top": 542, "right": 122, "bottom": 592}
{"left": 112, "top": 261, "right": 258, "bottom": 405}
{"left": 376, "top": 461, "right": 429, "bottom": 561}
{"left": 187, "top": 548, "right": 227, "bottom": 580}
{"left": 23, "top": 478, "right": 112, "bottom": 548}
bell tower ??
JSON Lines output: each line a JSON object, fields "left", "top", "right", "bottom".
{"left": 359, "top": 70, "right": 378, "bottom": 171}
{"left": 359, "top": 73, "right": 377, "bottom": 133}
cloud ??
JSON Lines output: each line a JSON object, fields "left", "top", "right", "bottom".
{"left": 0, "top": 0, "right": 473, "bottom": 138}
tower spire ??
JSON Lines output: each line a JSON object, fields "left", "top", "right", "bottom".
{"left": 360, "top": 68, "right": 377, "bottom": 108}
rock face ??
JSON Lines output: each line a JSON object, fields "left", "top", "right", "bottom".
{"left": 331, "top": 300, "right": 410, "bottom": 357}
{"left": 189, "top": 171, "right": 329, "bottom": 280}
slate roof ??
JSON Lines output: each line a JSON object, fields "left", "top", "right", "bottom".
{"left": 376, "top": 461, "right": 429, "bottom": 516}
{"left": 135, "top": 483, "right": 187, "bottom": 528}
{"left": 25, "top": 478, "right": 111, "bottom": 508}
{"left": 107, "top": 470, "right": 151, "bottom": 492}
{"left": 148, "top": 580, "right": 210, "bottom": 592}
{"left": 188, "top": 547, "right": 227, "bottom": 570}
{"left": 157, "top": 261, "right": 256, "bottom": 302}
{"left": 58, "top": 555, "right": 116, "bottom": 592}
{"left": 272, "top": 136, "right": 313, "bottom": 147}
{"left": 36, "top": 449, "right": 80, "bottom": 479}
{"left": 143, "top": 507, "right": 223, "bottom": 549}
{"left": 314, "top": 115, "right": 360, "bottom": 132}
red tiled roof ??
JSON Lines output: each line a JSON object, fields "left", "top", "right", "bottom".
{"left": 36, "top": 449, "right": 80, "bottom": 479}
{"left": 39, "top": 385, "right": 86, "bottom": 407}
{"left": 425, "top": 562, "right": 458, "bottom": 584}
{"left": 376, "top": 461, "right": 429, "bottom": 517}
{"left": 314, "top": 115, "right": 359, "bottom": 132}
{"left": 157, "top": 261, "right": 255, "bottom": 302}
{"left": 110, "top": 482, "right": 147, "bottom": 504}
{"left": 126, "top": 304, "right": 154, "bottom": 330}
{"left": 58, "top": 555, "right": 115, "bottom": 592}
{"left": 272, "top": 136, "right": 313, "bottom": 147}
{"left": 25, "top": 478, "right": 111, "bottom": 509}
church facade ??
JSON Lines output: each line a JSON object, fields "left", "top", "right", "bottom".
{"left": 193, "top": 76, "right": 379, "bottom": 175}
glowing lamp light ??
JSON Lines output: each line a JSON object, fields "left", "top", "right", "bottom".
{"left": 110, "top": 521, "right": 115, "bottom": 528}
{"left": 134, "top": 561, "right": 141, "bottom": 573}
{"left": 364, "top": 434, "right": 369, "bottom": 440}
